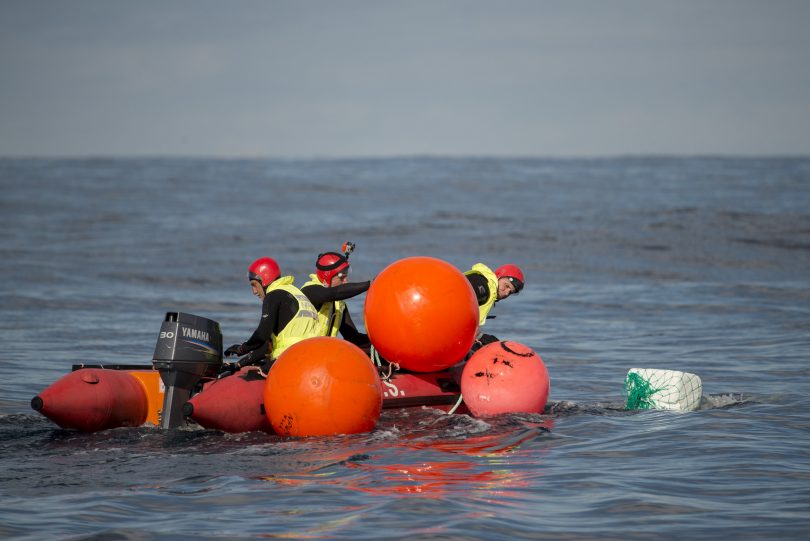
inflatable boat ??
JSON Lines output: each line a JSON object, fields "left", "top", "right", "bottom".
{"left": 31, "top": 312, "right": 466, "bottom": 433}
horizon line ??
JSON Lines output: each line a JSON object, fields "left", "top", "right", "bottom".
{"left": 1, "top": 152, "right": 809, "bottom": 161}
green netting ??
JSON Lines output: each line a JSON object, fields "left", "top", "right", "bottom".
{"left": 624, "top": 371, "right": 665, "bottom": 410}
{"left": 623, "top": 368, "right": 703, "bottom": 412}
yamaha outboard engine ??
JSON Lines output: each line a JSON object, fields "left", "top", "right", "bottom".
{"left": 152, "top": 312, "right": 223, "bottom": 428}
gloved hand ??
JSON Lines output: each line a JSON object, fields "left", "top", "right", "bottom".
{"left": 224, "top": 344, "right": 243, "bottom": 357}
{"left": 478, "top": 334, "right": 499, "bottom": 346}
{"left": 217, "top": 362, "right": 238, "bottom": 378}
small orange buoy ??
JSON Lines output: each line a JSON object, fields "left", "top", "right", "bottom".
{"left": 364, "top": 256, "right": 479, "bottom": 372}
{"left": 460, "top": 341, "right": 550, "bottom": 417}
{"left": 264, "top": 337, "right": 383, "bottom": 437}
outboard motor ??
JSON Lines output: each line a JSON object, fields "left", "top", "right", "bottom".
{"left": 152, "top": 312, "right": 223, "bottom": 428}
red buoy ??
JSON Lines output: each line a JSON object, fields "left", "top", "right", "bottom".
{"left": 31, "top": 368, "right": 149, "bottom": 432}
{"left": 184, "top": 368, "right": 273, "bottom": 433}
{"left": 264, "top": 337, "right": 383, "bottom": 437}
{"left": 460, "top": 341, "right": 550, "bottom": 417}
{"left": 364, "top": 256, "right": 478, "bottom": 372}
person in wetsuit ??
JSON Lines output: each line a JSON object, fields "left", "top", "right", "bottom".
{"left": 464, "top": 263, "right": 525, "bottom": 349}
{"left": 300, "top": 243, "right": 372, "bottom": 354}
{"left": 221, "top": 257, "right": 319, "bottom": 374}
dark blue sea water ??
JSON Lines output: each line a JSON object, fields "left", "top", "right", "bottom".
{"left": 1, "top": 157, "right": 809, "bottom": 540}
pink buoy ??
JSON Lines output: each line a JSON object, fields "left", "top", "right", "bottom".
{"left": 460, "top": 341, "right": 550, "bottom": 417}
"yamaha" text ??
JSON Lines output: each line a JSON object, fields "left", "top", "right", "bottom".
{"left": 181, "top": 327, "right": 210, "bottom": 342}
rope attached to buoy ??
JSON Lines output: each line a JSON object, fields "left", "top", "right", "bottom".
{"left": 447, "top": 393, "right": 464, "bottom": 415}
{"left": 371, "top": 345, "right": 382, "bottom": 367}
{"left": 371, "top": 345, "right": 399, "bottom": 380}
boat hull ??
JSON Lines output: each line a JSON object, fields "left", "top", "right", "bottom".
{"left": 31, "top": 366, "right": 163, "bottom": 432}
{"left": 184, "top": 369, "right": 273, "bottom": 433}
{"left": 33, "top": 363, "right": 465, "bottom": 433}
{"left": 185, "top": 367, "right": 466, "bottom": 432}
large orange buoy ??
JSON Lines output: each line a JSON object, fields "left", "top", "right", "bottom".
{"left": 264, "top": 337, "right": 383, "bottom": 437}
{"left": 460, "top": 341, "right": 550, "bottom": 417}
{"left": 364, "top": 256, "right": 479, "bottom": 372}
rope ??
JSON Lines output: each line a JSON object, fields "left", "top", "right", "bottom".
{"left": 446, "top": 393, "right": 464, "bottom": 415}
{"left": 383, "top": 361, "right": 400, "bottom": 380}
{"left": 370, "top": 345, "right": 399, "bottom": 380}
{"left": 370, "top": 345, "right": 382, "bottom": 367}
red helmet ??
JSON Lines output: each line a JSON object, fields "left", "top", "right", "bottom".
{"left": 315, "top": 252, "right": 349, "bottom": 286}
{"left": 247, "top": 257, "right": 281, "bottom": 289}
{"left": 495, "top": 264, "right": 525, "bottom": 293}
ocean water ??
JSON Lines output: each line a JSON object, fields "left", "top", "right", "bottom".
{"left": 1, "top": 156, "right": 809, "bottom": 540}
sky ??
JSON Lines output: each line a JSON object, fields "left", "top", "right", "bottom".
{"left": 1, "top": 0, "right": 809, "bottom": 158}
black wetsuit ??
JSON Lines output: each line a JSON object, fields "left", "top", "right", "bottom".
{"left": 301, "top": 281, "right": 372, "bottom": 352}
{"left": 466, "top": 273, "right": 491, "bottom": 306}
{"left": 465, "top": 273, "right": 499, "bottom": 348}
{"left": 229, "top": 289, "right": 301, "bottom": 367}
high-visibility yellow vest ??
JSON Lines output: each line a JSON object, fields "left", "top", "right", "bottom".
{"left": 265, "top": 276, "right": 320, "bottom": 358}
{"left": 302, "top": 274, "right": 346, "bottom": 337}
{"left": 464, "top": 263, "right": 498, "bottom": 326}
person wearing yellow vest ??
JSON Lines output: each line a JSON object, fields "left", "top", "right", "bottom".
{"left": 221, "top": 256, "right": 319, "bottom": 374}
{"left": 300, "top": 242, "right": 372, "bottom": 354}
{"left": 464, "top": 263, "right": 525, "bottom": 347}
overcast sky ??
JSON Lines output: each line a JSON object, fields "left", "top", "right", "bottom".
{"left": 1, "top": 1, "right": 809, "bottom": 158}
